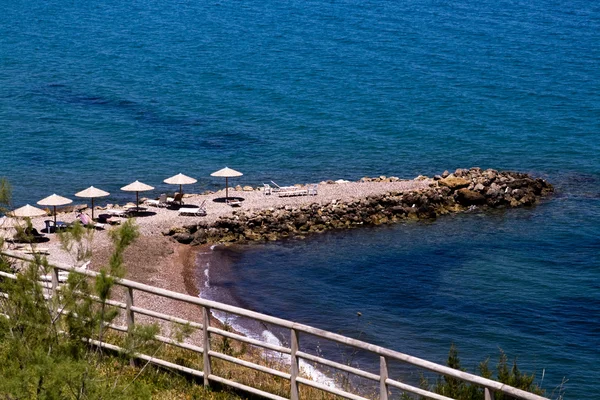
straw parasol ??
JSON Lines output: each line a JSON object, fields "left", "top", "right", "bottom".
{"left": 37, "top": 194, "right": 73, "bottom": 227}
{"left": 164, "top": 173, "right": 197, "bottom": 195}
{"left": 9, "top": 204, "right": 47, "bottom": 218}
{"left": 121, "top": 180, "right": 154, "bottom": 208}
{"left": 210, "top": 167, "right": 243, "bottom": 200}
{"left": 75, "top": 186, "right": 110, "bottom": 220}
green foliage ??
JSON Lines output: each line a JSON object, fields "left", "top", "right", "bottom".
{"left": 0, "top": 221, "right": 155, "bottom": 399}
{"left": 58, "top": 220, "right": 94, "bottom": 266}
{"left": 417, "top": 344, "right": 546, "bottom": 400}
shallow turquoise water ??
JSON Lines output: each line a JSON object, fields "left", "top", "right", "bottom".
{"left": 1, "top": 0, "right": 599, "bottom": 397}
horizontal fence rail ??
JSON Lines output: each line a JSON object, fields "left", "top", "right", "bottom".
{"left": 0, "top": 250, "right": 549, "bottom": 400}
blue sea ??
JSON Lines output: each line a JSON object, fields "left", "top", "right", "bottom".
{"left": 1, "top": 0, "right": 598, "bottom": 398}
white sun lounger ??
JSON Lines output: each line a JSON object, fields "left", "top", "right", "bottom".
{"left": 278, "top": 188, "right": 308, "bottom": 197}
{"left": 179, "top": 207, "right": 206, "bottom": 216}
{"left": 147, "top": 193, "right": 168, "bottom": 208}
{"left": 105, "top": 209, "right": 128, "bottom": 218}
{"left": 179, "top": 201, "right": 207, "bottom": 216}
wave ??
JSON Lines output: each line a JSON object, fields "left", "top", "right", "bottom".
{"left": 196, "top": 245, "right": 337, "bottom": 389}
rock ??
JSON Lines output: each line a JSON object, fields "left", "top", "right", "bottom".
{"left": 473, "top": 183, "right": 485, "bottom": 192}
{"left": 173, "top": 233, "right": 194, "bottom": 244}
{"left": 442, "top": 170, "right": 450, "bottom": 178}
{"left": 243, "top": 186, "right": 254, "bottom": 191}
{"left": 455, "top": 189, "right": 487, "bottom": 206}
{"left": 454, "top": 168, "right": 469, "bottom": 177}
{"left": 234, "top": 185, "right": 242, "bottom": 191}
{"left": 439, "top": 177, "right": 470, "bottom": 190}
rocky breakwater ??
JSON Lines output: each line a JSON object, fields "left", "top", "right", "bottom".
{"left": 168, "top": 168, "right": 553, "bottom": 245}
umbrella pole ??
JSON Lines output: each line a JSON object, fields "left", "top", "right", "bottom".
{"left": 91, "top": 198, "right": 95, "bottom": 221}
{"left": 226, "top": 177, "right": 229, "bottom": 200}
{"left": 136, "top": 192, "right": 139, "bottom": 208}
{"left": 180, "top": 184, "right": 182, "bottom": 195}
{"left": 53, "top": 206, "right": 57, "bottom": 229}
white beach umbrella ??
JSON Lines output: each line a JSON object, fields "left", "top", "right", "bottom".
{"left": 37, "top": 194, "right": 73, "bottom": 226}
{"left": 121, "top": 180, "right": 154, "bottom": 208}
{"left": 163, "top": 173, "right": 197, "bottom": 195}
{"left": 210, "top": 167, "right": 243, "bottom": 200}
{"left": 75, "top": 186, "right": 110, "bottom": 220}
{"left": 10, "top": 204, "right": 48, "bottom": 218}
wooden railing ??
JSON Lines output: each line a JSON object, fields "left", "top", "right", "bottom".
{"left": 0, "top": 250, "right": 549, "bottom": 400}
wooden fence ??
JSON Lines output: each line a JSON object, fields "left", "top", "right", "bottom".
{"left": 0, "top": 250, "right": 549, "bottom": 400}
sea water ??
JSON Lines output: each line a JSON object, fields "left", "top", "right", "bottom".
{"left": 0, "top": 0, "right": 598, "bottom": 397}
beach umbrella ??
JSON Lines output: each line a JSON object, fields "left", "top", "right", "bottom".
{"left": 75, "top": 186, "right": 110, "bottom": 220}
{"left": 37, "top": 194, "right": 73, "bottom": 227}
{"left": 121, "top": 180, "right": 154, "bottom": 208}
{"left": 210, "top": 167, "right": 243, "bottom": 200}
{"left": 9, "top": 204, "right": 47, "bottom": 218}
{"left": 164, "top": 173, "right": 197, "bottom": 195}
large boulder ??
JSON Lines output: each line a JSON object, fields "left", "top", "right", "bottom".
{"left": 455, "top": 189, "right": 487, "bottom": 206}
{"left": 439, "top": 177, "right": 470, "bottom": 191}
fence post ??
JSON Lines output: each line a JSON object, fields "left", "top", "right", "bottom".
{"left": 51, "top": 266, "right": 59, "bottom": 314}
{"left": 125, "top": 287, "right": 135, "bottom": 366}
{"left": 380, "top": 356, "right": 389, "bottom": 400}
{"left": 203, "top": 307, "right": 211, "bottom": 388}
{"left": 290, "top": 328, "right": 299, "bottom": 400}
{"left": 485, "top": 388, "right": 495, "bottom": 400}
{"left": 51, "top": 266, "right": 59, "bottom": 300}
{"left": 125, "top": 287, "right": 135, "bottom": 329}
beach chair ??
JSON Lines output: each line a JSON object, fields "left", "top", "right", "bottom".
{"left": 43, "top": 220, "right": 54, "bottom": 233}
{"left": 307, "top": 184, "right": 318, "bottom": 196}
{"left": 147, "top": 193, "right": 168, "bottom": 208}
{"left": 77, "top": 212, "right": 106, "bottom": 230}
{"left": 179, "top": 207, "right": 207, "bottom": 216}
{"left": 179, "top": 200, "right": 207, "bottom": 216}
{"left": 105, "top": 209, "right": 128, "bottom": 218}
{"left": 226, "top": 199, "right": 242, "bottom": 207}
{"left": 278, "top": 187, "right": 308, "bottom": 197}
{"left": 263, "top": 183, "right": 272, "bottom": 195}
{"left": 167, "top": 192, "right": 184, "bottom": 206}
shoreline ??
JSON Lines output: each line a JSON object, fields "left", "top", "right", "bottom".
{"left": 1, "top": 168, "right": 554, "bottom": 326}
{"left": 1, "top": 168, "right": 555, "bottom": 391}
{"left": 3, "top": 168, "right": 553, "bottom": 298}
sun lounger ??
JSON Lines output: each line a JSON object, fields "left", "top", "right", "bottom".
{"left": 147, "top": 193, "right": 168, "bottom": 208}
{"left": 14, "top": 245, "right": 50, "bottom": 255}
{"left": 167, "top": 193, "right": 184, "bottom": 206}
{"left": 178, "top": 200, "right": 207, "bottom": 216}
{"left": 179, "top": 207, "right": 207, "bottom": 216}
{"left": 270, "top": 181, "right": 296, "bottom": 192}
{"left": 278, "top": 188, "right": 308, "bottom": 197}
{"left": 226, "top": 199, "right": 242, "bottom": 207}
{"left": 263, "top": 183, "right": 272, "bottom": 195}
{"left": 105, "top": 209, "right": 128, "bottom": 218}
{"left": 77, "top": 212, "right": 106, "bottom": 230}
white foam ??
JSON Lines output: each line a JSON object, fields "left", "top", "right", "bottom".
{"left": 204, "top": 265, "right": 210, "bottom": 287}
{"left": 261, "top": 329, "right": 282, "bottom": 346}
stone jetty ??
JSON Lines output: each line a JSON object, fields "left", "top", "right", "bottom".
{"left": 168, "top": 168, "right": 553, "bottom": 245}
